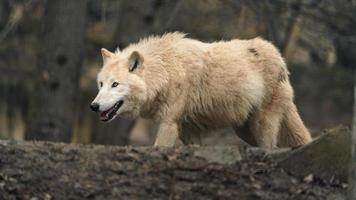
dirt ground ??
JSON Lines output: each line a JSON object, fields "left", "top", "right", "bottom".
{"left": 0, "top": 140, "right": 346, "bottom": 200}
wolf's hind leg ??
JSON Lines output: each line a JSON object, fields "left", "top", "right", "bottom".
{"left": 249, "top": 92, "right": 286, "bottom": 149}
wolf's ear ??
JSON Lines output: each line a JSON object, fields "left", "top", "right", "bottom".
{"left": 128, "top": 51, "right": 143, "bottom": 72}
{"left": 115, "top": 47, "right": 121, "bottom": 54}
{"left": 101, "top": 48, "right": 114, "bottom": 64}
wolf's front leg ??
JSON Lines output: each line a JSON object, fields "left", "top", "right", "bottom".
{"left": 154, "top": 122, "right": 180, "bottom": 147}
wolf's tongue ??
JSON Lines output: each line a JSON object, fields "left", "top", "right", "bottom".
{"left": 100, "top": 111, "right": 109, "bottom": 117}
{"left": 100, "top": 107, "right": 113, "bottom": 117}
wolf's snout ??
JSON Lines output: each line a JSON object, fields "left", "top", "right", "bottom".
{"left": 90, "top": 103, "right": 99, "bottom": 112}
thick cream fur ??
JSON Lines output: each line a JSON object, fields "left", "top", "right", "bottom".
{"left": 97, "top": 32, "right": 312, "bottom": 148}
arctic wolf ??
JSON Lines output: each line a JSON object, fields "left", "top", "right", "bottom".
{"left": 90, "top": 32, "right": 312, "bottom": 148}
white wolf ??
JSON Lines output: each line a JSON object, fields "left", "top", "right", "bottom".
{"left": 90, "top": 32, "right": 312, "bottom": 148}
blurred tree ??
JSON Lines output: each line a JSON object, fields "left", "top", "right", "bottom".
{"left": 91, "top": 118, "right": 133, "bottom": 145}
{"left": 348, "top": 69, "right": 356, "bottom": 199}
{"left": 26, "top": 0, "right": 87, "bottom": 142}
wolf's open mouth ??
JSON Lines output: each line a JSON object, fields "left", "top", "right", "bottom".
{"left": 100, "top": 100, "right": 124, "bottom": 122}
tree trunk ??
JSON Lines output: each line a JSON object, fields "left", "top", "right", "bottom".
{"left": 348, "top": 69, "right": 356, "bottom": 199}
{"left": 91, "top": 117, "right": 132, "bottom": 146}
{"left": 26, "top": 0, "right": 87, "bottom": 142}
{"left": 276, "top": 126, "right": 350, "bottom": 182}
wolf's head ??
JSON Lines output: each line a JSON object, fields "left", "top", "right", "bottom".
{"left": 90, "top": 48, "right": 154, "bottom": 122}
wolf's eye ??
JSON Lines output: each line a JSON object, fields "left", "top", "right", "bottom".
{"left": 112, "top": 82, "right": 119, "bottom": 88}
{"left": 99, "top": 82, "right": 103, "bottom": 87}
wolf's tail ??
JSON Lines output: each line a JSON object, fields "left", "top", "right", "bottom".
{"left": 278, "top": 102, "right": 312, "bottom": 147}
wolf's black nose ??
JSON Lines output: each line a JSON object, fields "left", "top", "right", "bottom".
{"left": 90, "top": 103, "right": 99, "bottom": 112}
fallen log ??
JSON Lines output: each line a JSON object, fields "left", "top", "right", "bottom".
{"left": 0, "top": 139, "right": 345, "bottom": 200}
